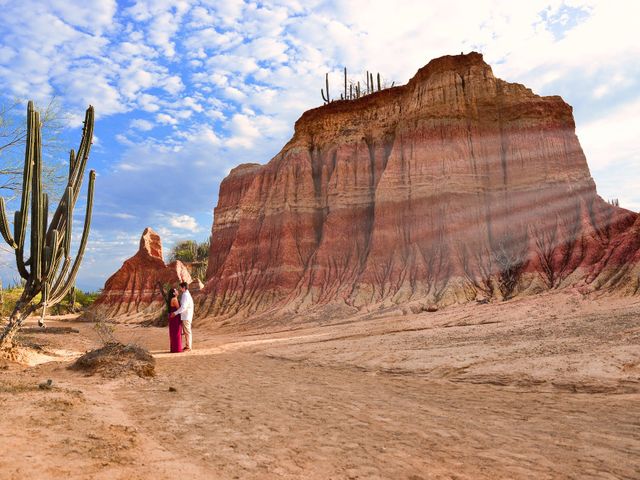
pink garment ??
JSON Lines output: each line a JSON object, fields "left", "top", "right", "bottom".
{"left": 168, "top": 305, "right": 182, "bottom": 353}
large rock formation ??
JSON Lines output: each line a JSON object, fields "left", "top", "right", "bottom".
{"left": 88, "top": 228, "right": 191, "bottom": 322}
{"left": 199, "top": 52, "right": 639, "bottom": 320}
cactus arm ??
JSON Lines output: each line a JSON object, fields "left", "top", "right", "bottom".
{"left": 30, "top": 111, "right": 43, "bottom": 284}
{"left": 0, "top": 198, "right": 17, "bottom": 248}
{"left": 46, "top": 106, "right": 93, "bottom": 239}
{"left": 49, "top": 170, "right": 95, "bottom": 304}
{"left": 14, "top": 102, "right": 35, "bottom": 248}
{"left": 70, "top": 107, "right": 94, "bottom": 204}
{"left": 50, "top": 257, "right": 71, "bottom": 298}
{"left": 69, "top": 149, "right": 75, "bottom": 181}
{"left": 64, "top": 186, "right": 73, "bottom": 256}
{"left": 47, "top": 239, "right": 65, "bottom": 285}
{"left": 42, "top": 192, "right": 48, "bottom": 250}
{"left": 44, "top": 230, "right": 59, "bottom": 282}
{"left": 321, "top": 88, "right": 328, "bottom": 103}
{"left": 15, "top": 242, "right": 29, "bottom": 279}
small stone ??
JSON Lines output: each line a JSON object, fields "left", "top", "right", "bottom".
{"left": 38, "top": 379, "right": 53, "bottom": 390}
{"left": 168, "top": 386, "right": 177, "bottom": 392}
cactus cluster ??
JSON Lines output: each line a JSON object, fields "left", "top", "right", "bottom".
{"left": 0, "top": 101, "right": 95, "bottom": 347}
{"left": 321, "top": 68, "right": 394, "bottom": 104}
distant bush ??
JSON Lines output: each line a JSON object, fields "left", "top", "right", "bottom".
{"left": 74, "top": 289, "right": 101, "bottom": 308}
{"left": 170, "top": 239, "right": 210, "bottom": 280}
{"left": 0, "top": 286, "right": 100, "bottom": 317}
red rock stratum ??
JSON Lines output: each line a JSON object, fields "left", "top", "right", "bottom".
{"left": 198, "top": 52, "right": 639, "bottom": 320}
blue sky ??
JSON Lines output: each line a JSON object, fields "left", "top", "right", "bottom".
{"left": 0, "top": 0, "right": 638, "bottom": 291}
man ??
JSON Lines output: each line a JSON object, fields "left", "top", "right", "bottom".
{"left": 171, "top": 282, "right": 194, "bottom": 351}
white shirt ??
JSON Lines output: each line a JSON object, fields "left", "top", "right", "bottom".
{"left": 174, "top": 289, "right": 194, "bottom": 322}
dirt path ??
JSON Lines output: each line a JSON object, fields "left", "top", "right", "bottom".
{"left": 1, "top": 291, "right": 639, "bottom": 479}
{"left": 118, "top": 351, "right": 639, "bottom": 479}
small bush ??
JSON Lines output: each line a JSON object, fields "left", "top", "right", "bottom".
{"left": 94, "top": 320, "right": 117, "bottom": 345}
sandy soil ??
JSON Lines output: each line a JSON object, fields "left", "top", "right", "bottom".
{"left": 1, "top": 290, "right": 639, "bottom": 479}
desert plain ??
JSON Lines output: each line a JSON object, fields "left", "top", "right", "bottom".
{"left": 1, "top": 289, "right": 638, "bottom": 480}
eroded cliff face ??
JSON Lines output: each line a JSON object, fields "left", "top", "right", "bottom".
{"left": 199, "top": 52, "right": 640, "bottom": 319}
{"left": 88, "top": 228, "right": 192, "bottom": 322}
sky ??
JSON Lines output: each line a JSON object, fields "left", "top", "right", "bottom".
{"left": 0, "top": 0, "right": 638, "bottom": 291}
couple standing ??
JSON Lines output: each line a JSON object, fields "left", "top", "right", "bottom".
{"left": 168, "top": 282, "right": 194, "bottom": 353}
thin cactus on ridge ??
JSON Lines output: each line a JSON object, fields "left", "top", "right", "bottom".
{"left": 321, "top": 68, "right": 394, "bottom": 104}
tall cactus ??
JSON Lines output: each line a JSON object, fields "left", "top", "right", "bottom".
{"left": 0, "top": 101, "right": 96, "bottom": 348}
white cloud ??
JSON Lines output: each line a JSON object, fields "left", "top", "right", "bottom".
{"left": 119, "top": 66, "right": 156, "bottom": 99}
{"left": 162, "top": 75, "right": 185, "bottom": 95}
{"left": 96, "top": 211, "right": 136, "bottom": 220}
{"left": 242, "top": 37, "right": 288, "bottom": 62}
{"left": 223, "top": 86, "right": 246, "bottom": 102}
{"left": 130, "top": 118, "right": 155, "bottom": 131}
{"left": 168, "top": 214, "right": 201, "bottom": 232}
{"left": 0, "top": 46, "right": 16, "bottom": 63}
{"left": 225, "top": 113, "right": 261, "bottom": 149}
{"left": 156, "top": 112, "right": 178, "bottom": 125}
{"left": 592, "top": 74, "right": 632, "bottom": 99}
{"left": 577, "top": 98, "right": 640, "bottom": 172}
{"left": 114, "top": 134, "right": 134, "bottom": 146}
{"left": 48, "top": 0, "right": 117, "bottom": 33}
{"left": 138, "top": 94, "right": 161, "bottom": 112}
{"left": 182, "top": 96, "right": 203, "bottom": 112}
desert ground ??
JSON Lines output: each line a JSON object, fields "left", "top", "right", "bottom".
{"left": 1, "top": 290, "right": 639, "bottom": 479}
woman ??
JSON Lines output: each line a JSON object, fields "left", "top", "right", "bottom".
{"left": 168, "top": 288, "right": 183, "bottom": 353}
